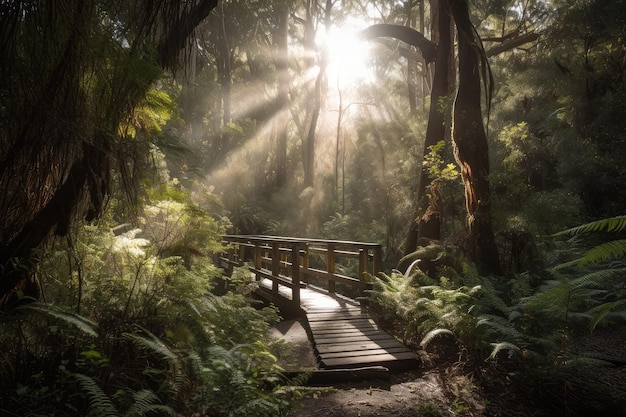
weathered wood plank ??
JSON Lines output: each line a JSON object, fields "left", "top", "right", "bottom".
{"left": 315, "top": 339, "right": 409, "bottom": 354}
{"left": 314, "top": 333, "right": 395, "bottom": 345}
{"left": 320, "top": 346, "right": 411, "bottom": 359}
{"left": 320, "top": 351, "right": 419, "bottom": 369}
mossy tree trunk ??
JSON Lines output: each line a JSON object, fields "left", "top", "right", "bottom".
{"left": 449, "top": 0, "right": 501, "bottom": 274}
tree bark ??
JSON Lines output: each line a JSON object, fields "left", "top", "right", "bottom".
{"left": 449, "top": 0, "right": 501, "bottom": 274}
{"left": 402, "top": 0, "right": 452, "bottom": 260}
{"left": 275, "top": 5, "right": 289, "bottom": 188}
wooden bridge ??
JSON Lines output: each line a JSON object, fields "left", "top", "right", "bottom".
{"left": 219, "top": 235, "right": 419, "bottom": 371}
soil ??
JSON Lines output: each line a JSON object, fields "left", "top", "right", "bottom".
{"left": 269, "top": 319, "right": 626, "bottom": 417}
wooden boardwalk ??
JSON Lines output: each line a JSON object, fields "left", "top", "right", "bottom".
{"left": 258, "top": 278, "right": 419, "bottom": 370}
{"left": 220, "top": 235, "right": 419, "bottom": 371}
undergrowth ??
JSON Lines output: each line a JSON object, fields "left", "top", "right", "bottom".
{"left": 0, "top": 184, "right": 303, "bottom": 416}
{"left": 368, "top": 216, "right": 626, "bottom": 416}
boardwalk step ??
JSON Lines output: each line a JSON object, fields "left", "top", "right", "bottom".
{"left": 314, "top": 333, "right": 397, "bottom": 345}
{"left": 320, "top": 346, "right": 411, "bottom": 359}
{"left": 320, "top": 351, "right": 419, "bottom": 370}
{"left": 315, "top": 339, "right": 408, "bottom": 354}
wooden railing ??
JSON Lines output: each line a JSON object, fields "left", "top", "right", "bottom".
{"left": 219, "top": 235, "right": 382, "bottom": 311}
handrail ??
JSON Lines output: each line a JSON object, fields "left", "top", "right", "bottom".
{"left": 219, "top": 234, "right": 383, "bottom": 310}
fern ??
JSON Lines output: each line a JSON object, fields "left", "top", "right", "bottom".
{"left": 123, "top": 330, "right": 178, "bottom": 362}
{"left": 73, "top": 373, "right": 118, "bottom": 417}
{"left": 125, "top": 390, "right": 179, "bottom": 417}
{"left": 579, "top": 239, "right": 626, "bottom": 266}
{"left": 552, "top": 215, "right": 626, "bottom": 236}
{"left": 18, "top": 302, "right": 98, "bottom": 337}
{"left": 487, "top": 342, "right": 521, "bottom": 362}
{"left": 420, "top": 328, "right": 455, "bottom": 348}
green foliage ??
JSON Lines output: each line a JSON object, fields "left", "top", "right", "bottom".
{"left": 1, "top": 180, "right": 298, "bottom": 416}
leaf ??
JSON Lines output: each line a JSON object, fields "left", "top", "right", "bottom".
{"left": 552, "top": 215, "right": 626, "bottom": 237}
{"left": 419, "top": 328, "right": 455, "bottom": 348}
{"left": 487, "top": 342, "right": 520, "bottom": 361}
{"left": 72, "top": 373, "right": 118, "bottom": 417}
{"left": 579, "top": 239, "right": 626, "bottom": 266}
{"left": 18, "top": 303, "right": 98, "bottom": 337}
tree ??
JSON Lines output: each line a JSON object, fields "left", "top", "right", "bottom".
{"left": 363, "top": 0, "right": 501, "bottom": 273}
{"left": 0, "top": 0, "right": 218, "bottom": 305}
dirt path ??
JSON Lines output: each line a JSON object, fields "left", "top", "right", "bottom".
{"left": 270, "top": 319, "right": 626, "bottom": 417}
{"left": 269, "top": 319, "right": 486, "bottom": 417}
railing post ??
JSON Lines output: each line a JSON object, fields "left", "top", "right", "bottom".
{"left": 302, "top": 243, "right": 309, "bottom": 284}
{"left": 238, "top": 243, "right": 246, "bottom": 265}
{"left": 327, "top": 243, "right": 336, "bottom": 294}
{"left": 291, "top": 243, "right": 300, "bottom": 307}
{"left": 254, "top": 242, "right": 262, "bottom": 282}
{"left": 271, "top": 242, "right": 280, "bottom": 294}
{"left": 373, "top": 245, "right": 382, "bottom": 277}
{"left": 358, "top": 247, "right": 368, "bottom": 281}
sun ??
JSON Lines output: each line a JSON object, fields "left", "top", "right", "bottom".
{"left": 318, "top": 22, "right": 374, "bottom": 87}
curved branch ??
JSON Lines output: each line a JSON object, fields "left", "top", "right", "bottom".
{"left": 486, "top": 31, "right": 539, "bottom": 57}
{"left": 361, "top": 24, "right": 437, "bottom": 64}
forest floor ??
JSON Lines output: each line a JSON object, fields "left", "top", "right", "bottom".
{"left": 269, "top": 319, "right": 626, "bottom": 417}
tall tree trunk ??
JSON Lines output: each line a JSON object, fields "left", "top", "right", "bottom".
{"left": 275, "top": 5, "right": 289, "bottom": 188}
{"left": 449, "top": 0, "right": 501, "bottom": 274}
{"left": 405, "top": 0, "right": 418, "bottom": 113}
{"left": 403, "top": 0, "right": 452, "bottom": 258}
{"left": 0, "top": 1, "right": 218, "bottom": 306}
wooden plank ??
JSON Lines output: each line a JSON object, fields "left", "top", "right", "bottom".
{"left": 308, "top": 319, "right": 377, "bottom": 330}
{"left": 314, "top": 333, "right": 395, "bottom": 345}
{"left": 310, "top": 327, "right": 382, "bottom": 336}
{"left": 320, "top": 351, "right": 419, "bottom": 369}
{"left": 320, "top": 346, "right": 412, "bottom": 359}
{"left": 315, "top": 339, "right": 408, "bottom": 354}
{"left": 306, "top": 311, "right": 369, "bottom": 321}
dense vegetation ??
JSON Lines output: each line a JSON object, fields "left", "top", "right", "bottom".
{"left": 1, "top": 0, "right": 625, "bottom": 416}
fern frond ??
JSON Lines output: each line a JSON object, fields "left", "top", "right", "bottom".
{"left": 404, "top": 259, "right": 422, "bottom": 277}
{"left": 420, "top": 328, "right": 455, "bottom": 348}
{"left": 487, "top": 341, "right": 521, "bottom": 361}
{"left": 233, "top": 397, "right": 278, "bottom": 416}
{"left": 569, "top": 268, "right": 626, "bottom": 289}
{"left": 587, "top": 299, "right": 626, "bottom": 331}
{"left": 72, "top": 373, "right": 117, "bottom": 417}
{"left": 477, "top": 315, "right": 524, "bottom": 344}
{"left": 19, "top": 303, "right": 98, "bottom": 337}
{"left": 552, "top": 215, "right": 626, "bottom": 237}
{"left": 126, "top": 389, "right": 180, "bottom": 417}
{"left": 562, "top": 356, "right": 614, "bottom": 369}
{"left": 123, "top": 331, "right": 177, "bottom": 362}
{"left": 579, "top": 239, "right": 626, "bottom": 266}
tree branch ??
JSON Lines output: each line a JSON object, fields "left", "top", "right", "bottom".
{"left": 158, "top": 0, "right": 219, "bottom": 70}
{"left": 361, "top": 24, "right": 437, "bottom": 64}
{"left": 485, "top": 31, "right": 539, "bottom": 57}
